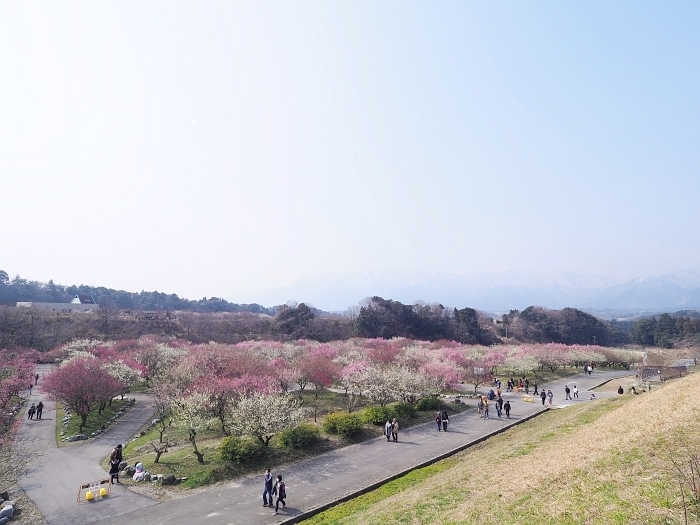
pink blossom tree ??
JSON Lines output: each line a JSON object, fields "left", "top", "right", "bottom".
{"left": 43, "top": 358, "right": 124, "bottom": 432}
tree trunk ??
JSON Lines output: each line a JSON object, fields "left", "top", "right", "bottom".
{"left": 189, "top": 429, "right": 204, "bottom": 463}
{"left": 80, "top": 413, "right": 88, "bottom": 432}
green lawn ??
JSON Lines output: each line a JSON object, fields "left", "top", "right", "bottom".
{"left": 56, "top": 398, "right": 132, "bottom": 445}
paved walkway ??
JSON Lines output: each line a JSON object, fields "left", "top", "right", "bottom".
{"left": 17, "top": 364, "right": 158, "bottom": 525}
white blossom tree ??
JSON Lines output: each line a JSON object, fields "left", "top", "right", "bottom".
{"left": 102, "top": 360, "right": 142, "bottom": 398}
{"left": 227, "top": 392, "right": 304, "bottom": 446}
{"left": 172, "top": 392, "right": 213, "bottom": 463}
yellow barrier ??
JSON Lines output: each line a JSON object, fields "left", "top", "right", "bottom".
{"left": 77, "top": 479, "right": 111, "bottom": 503}
{"left": 522, "top": 395, "right": 534, "bottom": 403}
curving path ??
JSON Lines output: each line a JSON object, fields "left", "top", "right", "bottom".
{"left": 17, "top": 364, "right": 158, "bottom": 525}
{"left": 18, "top": 366, "right": 627, "bottom": 525}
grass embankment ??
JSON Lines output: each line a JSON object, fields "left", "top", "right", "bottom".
{"left": 302, "top": 374, "right": 700, "bottom": 525}
{"left": 116, "top": 390, "right": 470, "bottom": 491}
{"left": 56, "top": 398, "right": 132, "bottom": 445}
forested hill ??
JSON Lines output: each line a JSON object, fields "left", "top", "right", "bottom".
{"left": 0, "top": 270, "right": 275, "bottom": 314}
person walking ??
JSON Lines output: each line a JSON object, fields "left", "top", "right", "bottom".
{"left": 435, "top": 411, "right": 442, "bottom": 431}
{"left": 35, "top": 373, "right": 39, "bottom": 386}
{"left": 27, "top": 403, "right": 36, "bottom": 420}
{"left": 28, "top": 384, "right": 33, "bottom": 396}
{"left": 547, "top": 389, "right": 553, "bottom": 406}
{"left": 540, "top": 390, "right": 547, "bottom": 405}
{"left": 262, "top": 469, "right": 274, "bottom": 507}
{"left": 495, "top": 396, "right": 503, "bottom": 418}
{"left": 573, "top": 385, "right": 579, "bottom": 399}
{"left": 504, "top": 400, "right": 511, "bottom": 419}
{"left": 441, "top": 410, "right": 449, "bottom": 431}
{"left": 483, "top": 399, "right": 490, "bottom": 419}
{"left": 385, "top": 419, "right": 393, "bottom": 441}
{"left": 533, "top": 381, "right": 538, "bottom": 395}
{"left": 391, "top": 418, "right": 399, "bottom": 442}
{"left": 565, "top": 385, "right": 571, "bottom": 400}
{"left": 477, "top": 398, "right": 484, "bottom": 418}
{"left": 524, "top": 379, "right": 530, "bottom": 394}
{"left": 36, "top": 401, "right": 44, "bottom": 420}
{"left": 272, "top": 474, "right": 286, "bottom": 515}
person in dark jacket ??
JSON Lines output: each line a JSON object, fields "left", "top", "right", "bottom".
{"left": 441, "top": 410, "right": 449, "bottom": 431}
{"left": 540, "top": 390, "right": 547, "bottom": 405}
{"left": 272, "top": 475, "right": 286, "bottom": 515}
{"left": 504, "top": 401, "right": 511, "bottom": 418}
{"left": 262, "top": 469, "right": 274, "bottom": 506}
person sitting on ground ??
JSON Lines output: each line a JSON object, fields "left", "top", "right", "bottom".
{"left": 617, "top": 385, "right": 624, "bottom": 395}
{"left": 631, "top": 386, "right": 638, "bottom": 395}
{"left": 133, "top": 462, "right": 145, "bottom": 482}
{"left": 590, "top": 393, "right": 596, "bottom": 400}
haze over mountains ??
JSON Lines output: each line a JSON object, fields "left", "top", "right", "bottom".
{"left": 241, "top": 270, "right": 700, "bottom": 316}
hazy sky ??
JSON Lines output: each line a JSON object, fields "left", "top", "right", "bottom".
{"left": 2, "top": 2, "right": 699, "bottom": 302}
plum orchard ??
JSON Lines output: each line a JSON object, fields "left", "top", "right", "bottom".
{"left": 43, "top": 337, "right": 639, "bottom": 462}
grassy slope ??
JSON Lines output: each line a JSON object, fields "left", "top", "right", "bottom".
{"left": 303, "top": 374, "right": 700, "bottom": 525}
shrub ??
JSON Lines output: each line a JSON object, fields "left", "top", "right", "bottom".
{"left": 362, "top": 406, "right": 395, "bottom": 425}
{"left": 322, "top": 411, "right": 363, "bottom": 436}
{"left": 392, "top": 402, "right": 416, "bottom": 419}
{"left": 279, "top": 423, "right": 320, "bottom": 448}
{"left": 219, "top": 436, "right": 265, "bottom": 463}
{"left": 416, "top": 396, "right": 442, "bottom": 411}
{"left": 183, "top": 469, "right": 218, "bottom": 487}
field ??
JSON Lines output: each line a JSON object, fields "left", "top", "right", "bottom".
{"left": 302, "top": 373, "right": 700, "bottom": 525}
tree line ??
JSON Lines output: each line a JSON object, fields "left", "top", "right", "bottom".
{"left": 630, "top": 311, "right": 700, "bottom": 348}
{"left": 0, "top": 270, "right": 274, "bottom": 314}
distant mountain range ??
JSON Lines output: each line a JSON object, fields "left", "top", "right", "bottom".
{"left": 241, "top": 270, "right": 700, "bottom": 317}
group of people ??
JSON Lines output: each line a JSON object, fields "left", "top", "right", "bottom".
{"left": 262, "top": 469, "right": 287, "bottom": 515}
{"left": 502, "top": 377, "right": 538, "bottom": 395}
{"left": 109, "top": 444, "right": 123, "bottom": 484}
{"left": 384, "top": 418, "right": 400, "bottom": 442}
{"left": 435, "top": 410, "right": 449, "bottom": 431}
{"left": 477, "top": 396, "right": 511, "bottom": 419}
{"left": 564, "top": 385, "right": 579, "bottom": 400}
{"left": 539, "top": 389, "right": 554, "bottom": 405}
{"left": 27, "top": 401, "right": 44, "bottom": 420}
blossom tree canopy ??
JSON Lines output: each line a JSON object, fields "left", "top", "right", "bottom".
{"left": 227, "top": 392, "right": 304, "bottom": 446}
{"left": 42, "top": 357, "right": 124, "bottom": 432}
